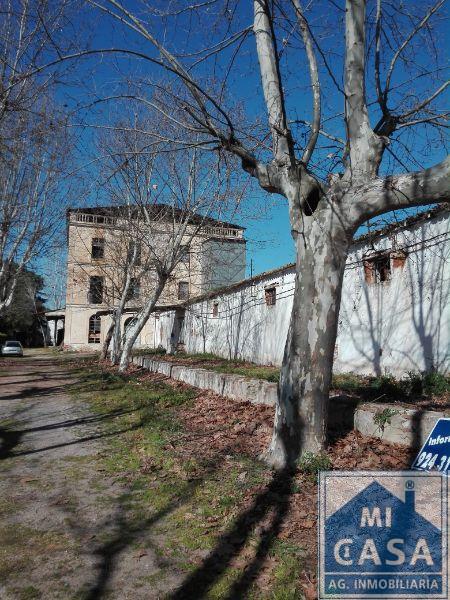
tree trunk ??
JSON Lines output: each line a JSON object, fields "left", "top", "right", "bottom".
{"left": 263, "top": 216, "right": 349, "bottom": 469}
{"left": 118, "top": 278, "right": 167, "bottom": 373}
{"left": 110, "top": 314, "right": 122, "bottom": 365}
{"left": 101, "top": 317, "right": 115, "bottom": 361}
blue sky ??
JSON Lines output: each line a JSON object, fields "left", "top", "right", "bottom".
{"left": 41, "top": 0, "right": 449, "bottom": 285}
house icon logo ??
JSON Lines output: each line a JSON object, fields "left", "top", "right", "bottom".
{"left": 319, "top": 472, "right": 448, "bottom": 599}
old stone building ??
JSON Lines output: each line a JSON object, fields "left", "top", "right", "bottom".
{"left": 62, "top": 206, "right": 246, "bottom": 349}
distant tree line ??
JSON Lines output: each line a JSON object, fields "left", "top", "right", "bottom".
{"left": 0, "top": 268, "right": 48, "bottom": 347}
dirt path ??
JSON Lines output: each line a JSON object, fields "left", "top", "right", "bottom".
{"left": 0, "top": 351, "right": 182, "bottom": 600}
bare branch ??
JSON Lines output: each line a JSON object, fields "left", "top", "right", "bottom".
{"left": 349, "top": 155, "right": 450, "bottom": 226}
{"left": 292, "top": 0, "right": 321, "bottom": 165}
{"left": 383, "top": 0, "right": 445, "bottom": 105}
{"left": 253, "top": 0, "right": 292, "bottom": 165}
{"left": 344, "top": 0, "right": 383, "bottom": 179}
{"left": 399, "top": 81, "right": 449, "bottom": 120}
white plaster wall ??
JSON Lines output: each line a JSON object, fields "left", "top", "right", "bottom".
{"left": 154, "top": 211, "right": 450, "bottom": 376}
{"left": 336, "top": 211, "right": 450, "bottom": 375}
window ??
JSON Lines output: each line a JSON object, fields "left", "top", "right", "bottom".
{"left": 127, "top": 241, "right": 141, "bottom": 266}
{"left": 91, "top": 237, "right": 105, "bottom": 259}
{"left": 212, "top": 302, "right": 219, "bottom": 317}
{"left": 124, "top": 317, "right": 137, "bottom": 334}
{"left": 88, "top": 315, "right": 101, "bottom": 343}
{"left": 126, "top": 278, "right": 140, "bottom": 302}
{"left": 88, "top": 276, "right": 104, "bottom": 304}
{"left": 178, "top": 281, "right": 189, "bottom": 300}
{"left": 363, "top": 254, "right": 391, "bottom": 284}
{"left": 265, "top": 286, "right": 276, "bottom": 306}
{"left": 179, "top": 246, "right": 190, "bottom": 269}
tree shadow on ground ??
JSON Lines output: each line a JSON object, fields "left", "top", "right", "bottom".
{"left": 0, "top": 407, "right": 144, "bottom": 459}
{"left": 171, "top": 467, "right": 294, "bottom": 599}
{"left": 70, "top": 446, "right": 295, "bottom": 599}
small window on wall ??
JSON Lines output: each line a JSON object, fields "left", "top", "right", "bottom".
{"left": 91, "top": 237, "right": 105, "bottom": 259}
{"left": 363, "top": 253, "right": 391, "bottom": 284}
{"left": 88, "top": 315, "right": 101, "bottom": 343}
{"left": 265, "top": 286, "right": 276, "bottom": 306}
{"left": 212, "top": 302, "right": 219, "bottom": 317}
{"left": 178, "top": 281, "right": 189, "bottom": 300}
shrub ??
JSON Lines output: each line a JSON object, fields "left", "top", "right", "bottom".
{"left": 297, "top": 451, "right": 332, "bottom": 481}
{"left": 422, "top": 371, "right": 450, "bottom": 396}
{"left": 370, "top": 375, "right": 403, "bottom": 399}
{"left": 332, "top": 372, "right": 363, "bottom": 391}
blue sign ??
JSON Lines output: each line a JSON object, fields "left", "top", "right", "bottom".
{"left": 412, "top": 418, "right": 450, "bottom": 476}
{"left": 319, "top": 472, "right": 448, "bottom": 599}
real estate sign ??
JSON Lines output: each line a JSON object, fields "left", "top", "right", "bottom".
{"left": 319, "top": 471, "right": 448, "bottom": 599}
{"left": 412, "top": 418, "right": 450, "bottom": 476}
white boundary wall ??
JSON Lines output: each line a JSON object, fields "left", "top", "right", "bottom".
{"left": 151, "top": 209, "right": 450, "bottom": 376}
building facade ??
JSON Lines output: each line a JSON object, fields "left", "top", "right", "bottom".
{"left": 154, "top": 207, "right": 450, "bottom": 376}
{"left": 63, "top": 206, "right": 246, "bottom": 349}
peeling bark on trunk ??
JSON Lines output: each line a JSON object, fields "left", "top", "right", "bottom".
{"left": 101, "top": 318, "right": 115, "bottom": 361}
{"left": 264, "top": 212, "right": 349, "bottom": 468}
{"left": 111, "top": 315, "right": 122, "bottom": 365}
{"left": 118, "top": 277, "right": 167, "bottom": 372}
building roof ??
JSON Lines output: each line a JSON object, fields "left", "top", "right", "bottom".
{"left": 175, "top": 204, "right": 449, "bottom": 307}
{"left": 353, "top": 204, "right": 448, "bottom": 245}
{"left": 67, "top": 204, "right": 245, "bottom": 231}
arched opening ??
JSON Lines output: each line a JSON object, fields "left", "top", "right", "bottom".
{"left": 123, "top": 316, "right": 140, "bottom": 348}
{"left": 88, "top": 314, "right": 101, "bottom": 344}
{"left": 124, "top": 317, "right": 137, "bottom": 334}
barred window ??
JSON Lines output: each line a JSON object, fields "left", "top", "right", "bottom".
{"left": 364, "top": 254, "right": 391, "bottom": 284}
{"left": 88, "top": 315, "right": 101, "bottom": 343}
{"left": 265, "top": 287, "right": 276, "bottom": 306}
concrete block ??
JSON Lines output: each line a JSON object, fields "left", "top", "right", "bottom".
{"left": 355, "top": 402, "right": 446, "bottom": 447}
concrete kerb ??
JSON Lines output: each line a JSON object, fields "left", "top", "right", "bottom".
{"left": 131, "top": 356, "right": 448, "bottom": 446}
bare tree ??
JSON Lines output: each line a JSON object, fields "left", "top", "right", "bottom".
{"left": 115, "top": 146, "right": 240, "bottom": 373}
{"left": 85, "top": 112, "right": 242, "bottom": 371}
{"left": 0, "top": 0, "right": 77, "bottom": 146}
{"left": 80, "top": 0, "right": 449, "bottom": 467}
{"left": 0, "top": 105, "right": 74, "bottom": 315}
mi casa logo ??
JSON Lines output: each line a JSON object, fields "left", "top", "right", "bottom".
{"left": 319, "top": 472, "right": 448, "bottom": 599}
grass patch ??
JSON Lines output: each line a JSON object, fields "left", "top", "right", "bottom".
{"left": 144, "top": 351, "right": 281, "bottom": 383}
{"left": 297, "top": 452, "right": 332, "bottom": 483}
{"left": 69, "top": 361, "right": 304, "bottom": 597}
{"left": 0, "top": 524, "right": 73, "bottom": 581}
{"left": 332, "top": 370, "right": 450, "bottom": 402}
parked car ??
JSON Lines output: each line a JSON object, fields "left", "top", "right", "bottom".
{"left": 1, "top": 341, "right": 24, "bottom": 357}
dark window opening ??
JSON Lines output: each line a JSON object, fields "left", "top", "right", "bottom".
{"left": 178, "top": 281, "right": 189, "bottom": 300}
{"left": 127, "top": 241, "right": 141, "bottom": 266}
{"left": 126, "top": 278, "right": 140, "bottom": 302}
{"left": 91, "top": 237, "right": 105, "bottom": 259}
{"left": 88, "top": 276, "right": 104, "bottom": 304}
{"left": 364, "top": 254, "right": 391, "bottom": 284}
{"left": 265, "top": 286, "right": 276, "bottom": 306}
{"left": 88, "top": 315, "right": 101, "bottom": 343}
{"left": 212, "top": 302, "right": 219, "bottom": 317}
